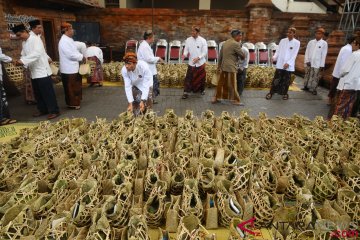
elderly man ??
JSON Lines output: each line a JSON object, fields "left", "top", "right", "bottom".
{"left": 13, "top": 24, "right": 60, "bottom": 119}
{"left": 266, "top": 27, "right": 300, "bottom": 100}
{"left": 58, "top": 22, "right": 84, "bottom": 110}
{"left": 181, "top": 26, "right": 208, "bottom": 99}
{"left": 303, "top": 27, "right": 328, "bottom": 95}
{"left": 333, "top": 43, "right": 360, "bottom": 119}
{"left": 212, "top": 29, "right": 244, "bottom": 105}
{"left": 121, "top": 52, "right": 153, "bottom": 116}
{"left": 137, "top": 30, "right": 164, "bottom": 104}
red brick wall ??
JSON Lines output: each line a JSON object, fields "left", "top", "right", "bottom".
{"left": 0, "top": 0, "right": 76, "bottom": 59}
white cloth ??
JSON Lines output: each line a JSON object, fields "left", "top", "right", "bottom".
{"left": 121, "top": 60, "right": 153, "bottom": 103}
{"left": 0, "top": 47, "right": 12, "bottom": 76}
{"left": 75, "top": 41, "right": 87, "bottom": 56}
{"left": 183, "top": 36, "right": 207, "bottom": 67}
{"left": 20, "top": 34, "right": 52, "bottom": 79}
{"left": 337, "top": 50, "right": 360, "bottom": 91}
{"left": 137, "top": 40, "right": 160, "bottom": 75}
{"left": 273, "top": 37, "right": 300, "bottom": 72}
{"left": 332, "top": 44, "right": 353, "bottom": 79}
{"left": 238, "top": 46, "right": 249, "bottom": 70}
{"left": 85, "top": 46, "right": 104, "bottom": 64}
{"left": 304, "top": 39, "right": 328, "bottom": 68}
{"left": 59, "top": 35, "right": 83, "bottom": 74}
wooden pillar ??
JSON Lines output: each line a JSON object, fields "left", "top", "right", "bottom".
{"left": 246, "top": 0, "right": 274, "bottom": 43}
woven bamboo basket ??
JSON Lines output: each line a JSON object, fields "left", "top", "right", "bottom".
{"left": 4, "top": 63, "right": 25, "bottom": 91}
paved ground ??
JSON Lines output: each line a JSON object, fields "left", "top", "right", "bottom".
{"left": 7, "top": 75, "right": 330, "bottom": 122}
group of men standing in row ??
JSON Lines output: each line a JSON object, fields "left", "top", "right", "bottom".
{"left": 0, "top": 21, "right": 104, "bottom": 125}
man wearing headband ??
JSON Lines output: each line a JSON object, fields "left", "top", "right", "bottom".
{"left": 137, "top": 30, "right": 164, "bottom": 104}
{"left": 12, "top": 24, "right": 60, "bottom": 120}
{"left": 303, "top": 27, "right": 328, "bottom": 95}
{"left": 333, "top": 38, "right": 360, "bottom": 119}
{"left": 266, "top": 27, "right": 300, "bottom": 100}
{"left": 121, "top": 52, "right": 153, "bottom": 115}
{"left": 181, "top": 26, "right": 208, "bottom": 99}
{"left": 58, "top": 22, "right": 84, "bottom": 110}
{"left": 212, "top": 29, "right": 244, "bottom": 105}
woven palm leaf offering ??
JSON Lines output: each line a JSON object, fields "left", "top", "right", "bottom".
{"left": 0, "top": 110, "right": 359, "bottom": 239}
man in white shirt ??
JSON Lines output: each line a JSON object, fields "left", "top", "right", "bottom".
{"left": 328, "top": 36, "right": 357, "bottom": 103}
{"left": 181, "top": 26, "right": 208, "bottom": 99}
{"left": 303, "top": 27, "right": 328, "bottom": 95}
{"left": 333, "top": 44, "right": 360, "bottom": 119}
{"left": 12, "top": 24, "right": 60, "bottom": 120}
{"left": 266, "top": 27, "right": 300, "bottom": 100}
{"left": 85, "top": 42, "right": 104, "bottom": 87}
{"left": 121, "top": 52, "right": 153, "bottom": 116}
{"left": 137, "top": 30, "right": 164, "bottom": 104}
{"left": 0, "top": 47, "right": 17, "bottom": 125}
{"left": 58, "top": 22, "right": 84, "bottom": 110}
{"left": 237, "top": 43, "right": 249, "bottom": 96}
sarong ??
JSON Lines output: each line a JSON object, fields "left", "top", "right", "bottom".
{"left": 334, "top": 90, "right": 357, "bottom": 119}
{"left": 61, "top": 73, "right": 82, "bottom": 107}
{"left": 327, "top": 90, "right": 339, "bottom": 120}
{"left": 304, "top": 66, "right": 321, "bottom": 91}
{"left": 269, "top": 69, "right": 292, "bottom": 95}
{"left": 132, "top": 86, "right": 153, "bottom": 116}
{"left": 215, "top": 71, "right": 240, "bottom": 102}
{"left": 0, "top": 78, "right": 10, "bottom": 120}
{"left": 184, "top": 64, "right": 206, "bottom": 93}
{"left": 23, "top": 68, "right": 36, "bottom": 103}
{"left": 87, "top": 56, "right": 103, "bottom": 84}
{"left": 351, "top": 91, "right": 360, "bottom": 117}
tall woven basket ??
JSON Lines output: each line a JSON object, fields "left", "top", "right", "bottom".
{"left": 4, "top": 63, "right": 25, "bottom": 91}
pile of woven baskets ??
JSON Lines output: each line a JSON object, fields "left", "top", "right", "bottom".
{"left": 0, "top": 111, "right": 359, "bottom": 239}
{"left": 101, "top": 63, "right": 283, "bottom": 89}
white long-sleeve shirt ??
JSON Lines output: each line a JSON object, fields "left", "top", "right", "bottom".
{"left": 121, "top": 60, "right": 153, "bottom": 103}
{"left": 20, "top": 34, "right": 52, "bottom": 79}
{"left": 137, "top": 40, "right": 160, "bottom": 75}
{"left": 304, "top": 39, "right": 328, "bottom": 68}
{"left": 237, "top": 46, "right": 249, "bottom": 70}
{"left": 273, "top": 37, "right": 300, "bottom": 72}
{"left": 30, "top": 31, "right": 51, "bottom": 60}
{"left": 332, "top": 44, "right": 353, "bottom": 79}
{"left": 337, "top": 50, "right": 360, "bottom": 91}
{"left": 59, "top": 35, "right": 83, "bottom": 74}
{"left": 0, "top": 48, "right": 12, "bottom": 77}
{"left": 75, "top": 41, "right": 87, "bottom": 56}
{"left": 85, "top": 46, "right": 104, "bottom": 64}
{"left": 183, "top": 36, "right": 207, "bottom": 67}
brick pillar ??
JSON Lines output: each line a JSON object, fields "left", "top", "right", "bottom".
{"left": 292, "top": 16, "right": 310, "bottom": 55}
{"left": 246, "top": 0, "right": 274, "bottom": 43}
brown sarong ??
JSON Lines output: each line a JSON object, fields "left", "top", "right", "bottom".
{"left": 334, "top": 90, "right": 357, "bottom": 119}
{"left": 23, "top": 68, "right": 36, "bottom": 103}
{"left": 132, "top": 86, "right": 153, "bottom": 116}
{"left": 87, "top": 56, "right": 103, "bottom": 84}
{"left": 215, "top": 71, "right": 240, "bottom": 102}
{"left": 184, "top": 64, "right": 206, "bottom": 93}
{"left": 61, "top": 73, "right": 82, "bottom": 107}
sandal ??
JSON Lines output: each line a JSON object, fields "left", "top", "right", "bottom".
{"left": 282, "top": 94, "right": 289, "bottom": 100}
{"left": 0, "top": 118, "right": 17, "bottom": 126}
{"left": 265, "top": 93, "right": 272, "bottom": 100}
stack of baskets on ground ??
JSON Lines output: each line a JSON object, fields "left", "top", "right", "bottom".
{"left": 1, "top": 111, "right": 359, "bottom": 239}
{"left": 103, "top": 62, "right": 280, "bottom": 89}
